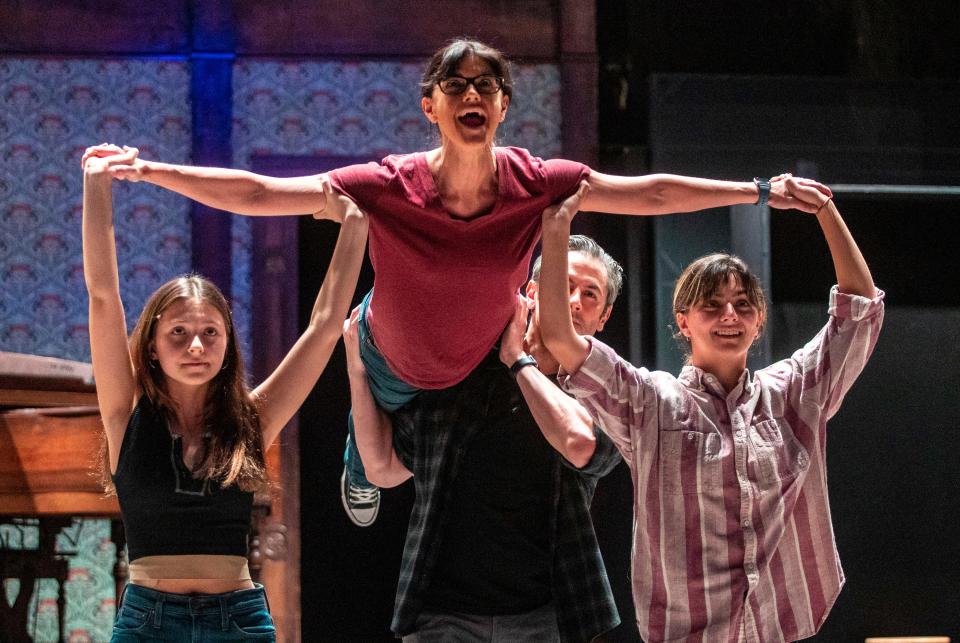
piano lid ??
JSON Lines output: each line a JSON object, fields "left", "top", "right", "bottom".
{"left": 0, "top": 351, "right": 97, "bottom": 408}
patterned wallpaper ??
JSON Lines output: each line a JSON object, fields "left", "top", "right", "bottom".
{"left": 0, "top": 57, "right": 191, "bottom": 642}
{"left": 230, "top": 60, "right": 563, "bottom": 351}
{"left": 0, "top": 58, "right": 192, "bottom": 361}
{"left": 1, "top": 520, "right": 116, "bottom": 641}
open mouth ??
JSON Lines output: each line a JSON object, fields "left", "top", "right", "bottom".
{"left": 458, "top": 111, "right": 486, "bottom": 128}
{"left": 713, "top": 329, "right": 743, "bottom": 337}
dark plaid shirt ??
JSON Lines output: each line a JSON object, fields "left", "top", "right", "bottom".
{"left": 390, "top": 352, "right": 622, "bottom": 642}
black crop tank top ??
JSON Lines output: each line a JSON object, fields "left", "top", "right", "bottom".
{"left": 112, "top": 396, "right": 254, "bottom": 562}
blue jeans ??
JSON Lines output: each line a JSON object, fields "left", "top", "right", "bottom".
{"left": 111, "top": 583, "right": 275, "bottom": 642}
{"left": 344, "top": 289, "right": 420, "bottom": 488}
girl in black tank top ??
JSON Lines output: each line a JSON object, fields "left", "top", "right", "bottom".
{"left": 82, "top": 144, "right": 369, "bottom": 641}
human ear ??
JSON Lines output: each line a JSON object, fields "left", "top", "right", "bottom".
{"left": 499, "top": 94, "right": 510, "bottom": 122}
{"left": 421, "top": 96, "right": 438, "bottom": 124}
{"left": 675, "top": 312, "right": 691, "bottom": 338}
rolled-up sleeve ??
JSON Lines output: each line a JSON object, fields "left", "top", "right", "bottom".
{"left": 563, "top": 426, "right": 622, "bottom": 478}
{"left": 784, "top": 286, "right": 885, "bottom": 421}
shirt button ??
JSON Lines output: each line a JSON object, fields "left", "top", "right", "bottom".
{"left": 745, "top": 563, "right": 754, "bottom": 572}
{"left": 736, "top": 429, "right": 745, "bottom": 439}
{"left": 742, "top": 520, "right": 751, "bottom": 528}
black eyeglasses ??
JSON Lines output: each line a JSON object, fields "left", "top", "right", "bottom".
{"left": 438, "top": 74, "right": 504, "bottom": 95}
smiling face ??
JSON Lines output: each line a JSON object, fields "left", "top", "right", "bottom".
{"left": 675, "top": 273, "right": 763, "bottom": 373}
{"left": 150, "top": 297, "right": 228, "bottom": 394}
{"left": 421, "top": 54, "right": 510, "bottom": 149}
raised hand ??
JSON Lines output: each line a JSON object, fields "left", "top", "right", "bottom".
{"left": 499, "top": 292, "right": 532, "bottom": 367}
{"left": 542, "top": 180, "right": 590, "bottom": 228}
{"left": 782, "top": 175, "right": 832, "bottom": 212}
{"left": 768, "top": 173, "right": 832, "bottom": 213}
{"left": 82, "top": 145, "right": 139, "bottom": 175}
{"left": 81, "top": 143, "right": 147, "bottom": 181}
{"left": 81, "top": 143, "right": 125, "bottom": 167}
{"left": 324, "top": 189, "right": 365, "bottom": 225}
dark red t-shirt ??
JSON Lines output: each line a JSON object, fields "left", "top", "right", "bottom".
{"left": 328, "top": 146, "right": 590, "bottom": 389}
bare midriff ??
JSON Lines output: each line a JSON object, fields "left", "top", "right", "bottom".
{"left": 128, "top": 555, "right": 254, "bottom": 594}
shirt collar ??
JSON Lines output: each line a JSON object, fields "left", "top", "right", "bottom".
{"left": 679, "top": 364, "right": 754, "bottom": 398}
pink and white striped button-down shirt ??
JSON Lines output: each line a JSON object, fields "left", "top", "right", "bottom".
{"left": 560, "top": 287, "right": 884, "bottom": 643}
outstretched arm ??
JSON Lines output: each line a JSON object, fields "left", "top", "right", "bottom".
{"left": 499, "top": 296, "right": 596, "bottom": 468}
{"left": 254, "top": 193, "right": 368, "bottom": 450}
{"left": 784, "top": 178, "right": 876, "bottom": 298}
{"left": 82, "top": 148, "right": 141, "bottom": 471}
{"left": 342, "top": 306, "right": 413, "bottom": 487}
{"left": 538, "top": 183, "right": 593, "bottom": 375}
{"left": 81, "top": 144, "right": 342, "bottom": 221}
{"left": 581, "top": 171, "right": 832, "bottom": 216}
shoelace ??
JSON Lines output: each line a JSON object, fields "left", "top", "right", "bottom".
{"left": 348, "top": 484, "right": 379, "bottom": 505}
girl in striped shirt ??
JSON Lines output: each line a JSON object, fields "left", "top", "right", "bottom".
{"left": 538, "top": 177, "right": 884, "bottom": 642}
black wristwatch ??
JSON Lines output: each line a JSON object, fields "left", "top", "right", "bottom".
{"left": 509, "top": 355, "right": 538, "bottom": 377}
{"left": 753, "top": 177, "right": 771, "bottom": 208}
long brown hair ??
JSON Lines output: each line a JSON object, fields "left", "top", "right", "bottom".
{"left": 99, "top": 275, "right": 266, "bottom": 494}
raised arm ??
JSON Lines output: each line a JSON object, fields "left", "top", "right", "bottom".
{"left": 785, "top": 178, "right": 876, "bottom": 298}
{"left": 500, "top": 296, "right": 596, "bottom": 468}
{"left": 776, "top": 178, "right": 881, "bottom": 422}
{"left": 80, "top": 144, "right": 341, "bottom": 221}
{"left": 342, "top": 306, "right": 412, "bottom": 488}
{"left": 539, "top": 183, "right": 593, "bottom": 374}
{"left": 581, "top": 171, "right": 832, "bottom": 216}
{"left": 82, "top": 148, "right": 141, "bottom": 471}
{"left": 253, "top": 193, "right": 368, "bottom": 450}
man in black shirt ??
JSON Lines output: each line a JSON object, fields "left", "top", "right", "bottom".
{"left": 344, "top": 236, "right": 624, "bottom": 642}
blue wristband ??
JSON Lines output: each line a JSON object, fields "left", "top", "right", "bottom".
{"left": 753, "top": 177, "right": 771, "bottom": 208}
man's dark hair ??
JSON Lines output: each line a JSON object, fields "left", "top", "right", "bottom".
{"left": 530, "top": 235, "right": 623, "bottom": 309}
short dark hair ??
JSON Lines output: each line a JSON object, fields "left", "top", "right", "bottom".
{"left": 672, "top": 253, "right": 768, "bottom": 354}
{"left": 420, "top": 38, "right": 514, "bottom": 99}
{"left": 530, "top": 234, "right": 624, "bottom": 309}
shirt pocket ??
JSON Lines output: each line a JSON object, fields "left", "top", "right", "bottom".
{"left": 749, "top": 418, "right": 810, "bottom": 490}
{"left": 659, "top": 429, "right": 722, "bottom": 496}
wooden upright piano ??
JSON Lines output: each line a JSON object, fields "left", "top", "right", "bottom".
{"left": 0, "top": 351, "right": 117, "bottom": 640}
